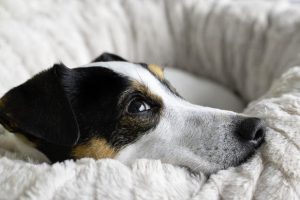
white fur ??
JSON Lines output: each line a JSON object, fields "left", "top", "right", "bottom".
{"left": 0, "top": 0, "right": 300, "bottom": 199}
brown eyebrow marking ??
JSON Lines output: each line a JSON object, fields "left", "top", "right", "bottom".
{"left": 72, "top": 138, "right": 117, "bottom": 159}
{"left": 130, "top": 81, "right": 164, "bottom": 108}
{"left": 148, "top": 64, "right": 164, "bottom": 80}
{"left": 117, "top": 80, "right": 164, "bottom": 109}
{"left": 139, "top": 63, "right": 181, "bottom": 97}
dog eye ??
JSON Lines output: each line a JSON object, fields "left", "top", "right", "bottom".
{"left": 127, "top": 99, "right": 151, "bottom": 114}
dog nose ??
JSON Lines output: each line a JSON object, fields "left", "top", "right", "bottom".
{"left": 235, "top": 118, "right": 265, "bottom": 142}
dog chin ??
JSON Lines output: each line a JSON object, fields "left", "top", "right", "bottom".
{"left": 183, "top": 139, "right": 265, "bottom": 175}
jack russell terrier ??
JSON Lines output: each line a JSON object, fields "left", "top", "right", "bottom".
{"left": 0, "top": 53, "right": 265, "bottom": 175}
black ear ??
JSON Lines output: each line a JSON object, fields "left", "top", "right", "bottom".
{"left": 0, "top": 63, "right": 80, "bottom": 146}
{"left": 92, "top": 52, "right": 128, "bottom": 62}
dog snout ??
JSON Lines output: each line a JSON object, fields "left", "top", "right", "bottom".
{"left": 235, "top": 117, "right": 265, "bottom": 143}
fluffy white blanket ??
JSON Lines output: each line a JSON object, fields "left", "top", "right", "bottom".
{"left": 0, "top": 0, "right": 300, "bottom": 199}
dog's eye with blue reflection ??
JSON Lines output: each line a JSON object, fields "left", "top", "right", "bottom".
{"left": 127, "top": 98, "right": 151, "bottom": 113}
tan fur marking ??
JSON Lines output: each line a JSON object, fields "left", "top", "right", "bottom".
{"left": 72, "top": 138, "right": 117, "bottom": 159}
{"left": 148, "top": 64, "right": 164, "bottom": 79}
{"left": 131, "top": 81, "right": 163, "bottom": 107}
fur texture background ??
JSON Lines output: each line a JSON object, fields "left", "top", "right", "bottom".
{"left": 0, "top": 0, "right": 300, "bottom": 199}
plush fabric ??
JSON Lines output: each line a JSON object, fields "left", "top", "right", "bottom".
{"left": 0, "top": 0, "right": 300, "bottom": 199}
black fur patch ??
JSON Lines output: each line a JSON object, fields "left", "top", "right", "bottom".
{"left": 0, "top": 64, "right": 80, "bottom": 146}
{"left": 92, "top": 52, "right": 127, "bottom": 62}
{"left": 0, "top": 63, "right": 162, "bottom": 162}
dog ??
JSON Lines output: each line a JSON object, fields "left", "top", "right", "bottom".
{"left": 0, "top": 53, "right": 265, "bottom": 175}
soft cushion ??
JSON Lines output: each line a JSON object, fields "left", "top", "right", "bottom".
{"left": 0, "top": 0, "right": 300, "bottom": 199}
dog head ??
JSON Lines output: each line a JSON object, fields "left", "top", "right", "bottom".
{"left": 0, "top": 53, "right": 265, "bottom": 174}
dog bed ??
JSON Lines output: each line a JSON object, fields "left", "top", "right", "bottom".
{"left": 0, "top": 0, "right": 300, "bottom": 199}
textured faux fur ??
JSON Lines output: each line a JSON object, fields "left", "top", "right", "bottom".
{"left": 0, "top": 0, "right": 300, "bottom": 199}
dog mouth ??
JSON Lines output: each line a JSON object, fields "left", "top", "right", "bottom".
{"left": 180, "top": 137, "right": 266, "bottom": 175}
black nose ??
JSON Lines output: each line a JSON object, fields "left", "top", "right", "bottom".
{"left": 235, "top": 118, "right": 265, "bottom": 142}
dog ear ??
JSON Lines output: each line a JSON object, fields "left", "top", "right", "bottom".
{"left": 92, "top": 52, "right": 128, "bottom": 62}
{"left": 0, "top": 63, "right": 80, "bottom": 146}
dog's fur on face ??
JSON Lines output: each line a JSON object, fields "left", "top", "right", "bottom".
{"left": 0, "top": 53, "right": 265, "bottom": 174}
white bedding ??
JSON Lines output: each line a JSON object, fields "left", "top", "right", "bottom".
{"left": 165, "top": 68, "right": 245, "bottom": 112}
{"left": 0, "top": 0, "right": 300, "bottom": 199}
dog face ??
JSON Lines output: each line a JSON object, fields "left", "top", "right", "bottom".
{"left": 0, "top": 53, "right": 265, "bottom": 174}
